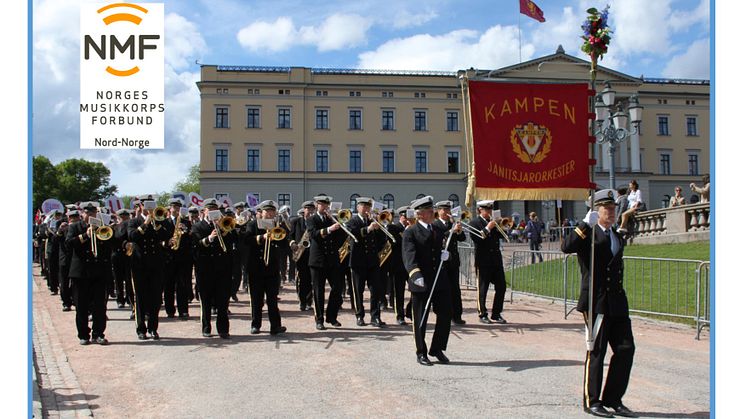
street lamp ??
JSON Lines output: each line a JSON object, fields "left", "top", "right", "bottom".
{"left": 593, "top": 82, "right": 643, "bottom": 190}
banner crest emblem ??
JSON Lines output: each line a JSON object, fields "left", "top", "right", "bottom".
{"left": 510, "top": 122, "right": 552, "bottom": 163}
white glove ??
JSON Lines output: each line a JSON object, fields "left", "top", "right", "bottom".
{"left": 440, "top": 250, "right": 450, "bottom": 261}
{"left": 413, "top": 277, "right": 425, "bottom": 287}
{"left": 328, "top": 223, "right": 340, "bottom": 232}
{"left": 583, "top": 210, "right": 599, "bottom": 227}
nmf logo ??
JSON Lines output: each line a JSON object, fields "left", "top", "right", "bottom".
{"left": 79, "top": 3, "right": 165, "bottom": 149}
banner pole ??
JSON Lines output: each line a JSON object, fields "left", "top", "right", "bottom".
{"left": 460, "top": 75, "right": 477, "bottom": 208}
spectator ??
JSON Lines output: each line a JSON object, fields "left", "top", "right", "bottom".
{"left": 618, "top": 180, "right": 642, "bottom": 234}
{"left": 689, "top": 174, "right": 710, "bottom": 204}
{"left": 616, "top": 187, "right": 629, "bottom": 226}
{"left": 526, "top": 212, "right": 544, "bottom": 263}
{"left": 669, "top": 186, "right": 687, "bottom": 207}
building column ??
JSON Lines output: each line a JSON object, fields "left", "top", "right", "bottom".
{"left": 601, "top": 143, "right": 611, "bottom": 173}
{"left": 619, "top": 140, "right": 629, "bottom": 172}
{"left": 630, "top": 131, "right": 641, "bottom": 172}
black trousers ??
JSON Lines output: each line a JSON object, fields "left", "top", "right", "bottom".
{"left": 164, "top": 258, "right": 191, "bottom": 316}
{"left": 295, "top": 260, "right": 313, "bottom": 309}
{"left": 477, "top": 264, "right": 506, "bottom": 318}
{"left": 197, "top": 268, "right": 230, "bottom": 335}
{"left": 583, "top": 313, "right": 635, "bottom": 409}
{"left": 112, "top": 252, "right": 133, "bottom": 306}
{"left": 447, "top": 264, "right": 463, "bottom": 320}
{"left": 132, "top": 263, "right": 165, "bottom": 335}
{"left": 390, "top": 266, "right": 407, "bottom": 321}
{"left": 530, "top": 241, "right": 544, "bottom": 263}
{"left": 47, "top": 253, "right": 59, "bottom": 293}
{"left": 411, "top": 286, "right": 452, "bottom": 356}
{"left": 71, "top": 276, "right": 107, "bottom": 340}
{"left": 59, "top": 263, "right": 73, "bottom": 307}
{"left": 351, "top": 267, "right": 382, "bottom": 320}
{"left": 309, "top": 265, "right": 343, "bottom": 324}
{"left": 248, "top": 271, "right": 282, "bottom": 331}
{"left": 231, "top": 255, "right": 242, "bottom": 297}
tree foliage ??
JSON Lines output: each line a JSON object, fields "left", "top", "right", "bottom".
{"left": 173, "top": 164, "right": 200, "bottom": 194}
{"left": 32, "top": 155, "right": 118, "bottom": 210}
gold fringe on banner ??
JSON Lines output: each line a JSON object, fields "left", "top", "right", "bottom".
{"left": 465, "top": 164, "right": 476, "bottom": 207}
{"left": 475, "top": 187, "right": 588, "bottom": 202}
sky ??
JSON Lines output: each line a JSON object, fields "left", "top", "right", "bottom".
{"left": 32, "top": 0, "right": 711, "bottom": 196}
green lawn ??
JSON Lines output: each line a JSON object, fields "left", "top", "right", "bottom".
{"left": 624, "top": 241, "right": 710, "bottom": 261}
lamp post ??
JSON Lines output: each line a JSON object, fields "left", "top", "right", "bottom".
{"left": 593, "top": 82, "right": 643, "bottom": 190}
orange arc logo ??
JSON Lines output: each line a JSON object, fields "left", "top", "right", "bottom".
{"left": 96, "top": 3, "right": 149, "bottom": 77}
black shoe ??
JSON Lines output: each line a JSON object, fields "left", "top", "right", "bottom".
{"left": 270, "top": 326, "right": 287, "bottom": 336}
{"left": 62, "top": 306, "right": 72, "bottom": 312}
{"left": 452, "top": 318, "right": 466, "bottom": 325}
{"left": 356, "top": 318, "right": 366, "bottom": 327}
{"left": 585, "top": 404, "right": 614, "bottom": 418}
{"left": 397, "top": 318, "right": 406, "bottom": 326}
{"left": 371, "top": 318, "right": 385, "bottom": 327}
{"left": 428, "top": 350, "right": 450, "bottom": 364}
{"left": 300, "top": 305, "right": 308, "bottom": 311}
{"left": 327, "top": 320, "right": 342, "bottom": 327}
{"left": 603, "top": 403, "right": 637, "bottom": 418}
{"left": 250, "top": 327, "right": 260, "bottom": 334}
{"left": 129, "top": 312, "right": 136, "bottom": 320}
{"left": 137, "top": 333, "right": 148, "bottom": 340}
{"left": 231, "top": 294, "right": 239, "bottom": 302}
{"left": 227, "top": 309, "right": 232, "bottom": 315}
{"left": 167, "top": 313, "right": 176, "bottom": 318}
{"left": 315, "top": 323, "right": 326, "bottom": 331}
{"left": 479, "top": 316, "right": 492, "bottom": 324}
{"left": 94, "top": 337, "right": 109, "bottom": 345}
{"left": 150, "top": 331, "right": 160, "bottom": 340}
{"left": 202, "top": 332, "right": 211, "bottom": 338}
{"left": 219, "top": 333, "right": 231, "bottom": 339}
{"left": 79, "top": 339, "right": 90, "bottom": 346}
{"left": 117, "top": 302, "right": 125, "bottom": 309}
{"left": 417, "top": 354, "right": 433, "bottom": 366}
{"left": 179, "top": 313, "right": 189, "bottom": 320}
{"left": 490, "top": 315, "right": 507, "bottom": 324}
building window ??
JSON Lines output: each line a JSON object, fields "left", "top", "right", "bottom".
{"left": 382, "top": 91, "right": 394, "bottom": 98}
{"left": 382, "top": 110, "right": 394, "bottom": 130}
{"left": 215, "top": 149, "right": 228, "bottom": 172}
{"left": 277, "top": 193, "right": 291, "bottom": 208}
{"left": 415, "top": 150, "right": 428, "bottom": 173}
{"left": 316, "top": 109, "right": 329, "bottom": 129}
{"left": 349, "top": 91, "right": 361, "bottom": 97}
{"left": 446, "top": 111, "right": 459, "bottom": 131}
{"left": 278, "top": 149, "right": 291, "bottom": 172}
{"left": 247, "top": 108, "right": 260, "bottom": 128}
{"left": 246, "top": 149, "right": 260, "bottom": 172}
{"left": 316, "top": 150, "right": 329, "bottom": 172}
{"left": 449, "top": 194, "right": 459, "bottom": 208}
{"left": 686, "top": 117, "right": 698, "bottom": 136}
{"left": 657, "top": 116, "right": 669, "bottom": 136}
{"left": 382, "top": 150, "right": 395, "bottom": 173}
{"left": 248, "top": 89, "right": 260, "bottom": 95}
{"left": 414, "top": 111, "right": 427, "bottom": 131}
{"left": 659, "top": 153, "right": 671, "bottom": 175}
{"left": 688, "top": 154, "right": 699, "bottom": 175}
{"left": 315, "top": 90, "right": 328, "bottom": 96}
{"left": 447, "top": 93, "right": 458, "bottom": 99}
{"left": 382, "top": 193, "right": 394, "bottom": 209}
{"left": 349, "top": 109, "right": 362, "bottom": 130}
{"left": 349, "top": 150, "right": 362, "bottom": 173}
{"left": 215, "top": 107, "right": 229, "bottom": 128}
{"left": 278, "top": 89, "right": 290, "bottom": 95}
{"left": 278, "top": 108, "right": 291, "bottom": 129}
{"left": 447, "top": 151, "right": 460, "bottom": 173}
{"left": 414, "top": 92, "right": 426, "bottom": 98}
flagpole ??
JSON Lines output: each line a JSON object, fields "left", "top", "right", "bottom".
{"left": 518, "top": 6, "right": 522, "bottom": 62}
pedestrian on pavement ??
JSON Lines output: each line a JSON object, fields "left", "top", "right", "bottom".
{"left": 526, "top": 212, "right": 544, "bottom": 263}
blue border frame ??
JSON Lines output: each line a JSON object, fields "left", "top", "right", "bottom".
{"left": 709, "top": 0, "right": 715, "bottom": 417}
{"left": 27, "top": 0, "right": 33, "bottom": 416}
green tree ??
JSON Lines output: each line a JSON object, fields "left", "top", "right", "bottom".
{"left": 173, "top": 164, "right": 200, "bottom": 194}
{"left": 55, "top": 158, "right": 118, "bottom": 204}
{"left": 33, "top": 155, "right": 60, "bottom": 210}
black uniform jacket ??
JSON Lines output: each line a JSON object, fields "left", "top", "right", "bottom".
{"left": 245, "top": 220, "right": 289, "bottom": 277}
{"left": 305, "top": 213, "right": 346, "bottom": 269}
{"left": 401, "top": 222, "right": 448, "bottom": 294}
{"left": 432, "top": 218, "right": 466, "bottom": 267}
{"left": 468, "top": 216, "right": 503, "bottom": 269}
{"left": 383, "top": 222, "right": 406, "bottom": 271}
{"left": 112, "top": 221, "right": 129, "bottom": 256}
{"left": 191, "top": 218, "right": 237, "bottom": 275}
{"left": 165, "top": 215, "right": 193, "bottom": 262}
{"left": 65, "top": 220, "right": 113, "bottom": 279}
{"left": 127, "top": 215, "right": 173, "bottom": 266}
{"left": 346, "top": 214, "right": 386, "bottom": 269}
{"left": 561, "top": 221, "right": 628, "bottom": 317}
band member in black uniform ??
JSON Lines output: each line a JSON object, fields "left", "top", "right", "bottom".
{"left": 468, "top": 200, "right": 508, "bottom": 324}
{"left": 128, "top": 195, "right": 173, "bottom": 340}
{"left": 191, "top": 198, "right": 236, "bottom": 339}
{"left": 45, "top": 209, "right": 64, "bottom": 295}
{"left": 433, "top": 200, "right": 467, "bottom": 325}
{"left": 246, "top": 200, "right": 288, "bottom": 335}
{"left": 36, "top": 219, "right": 48, "bottom": 278}
{"left": 402, "top": 196, "right": 452, "bottom": 366}
{"left": 164, "top": 198, "right": 192, "bottom": 319}
{"left": 289, "top": 201, "right": 315, "bottom": 311}
{"left": 187, "top": 206, "right": 201, "bottom": 302}
{"left": 232, "top": 202, "right": 250, "bottom": 301}
{"left": 383, "top": 206, "right": 410, "bottom": 325}
{"left": 287, "top": 210, "right": 302, "bottom": 285}
{"left": 65, "top": 202, "right": 112, "bottom": 345}
{"left": 306, "top": 195, "right": 346, "bottom": 330}
{"left": 346, "top": 197, "right": 387, "bottom": 327}
{"left": 562, "top": 189, "right": 636, "bottom": 418}
{"left": 58, "top": 210, "right": 77, "bottom": 311}
{"left": 111, "top": 209, "right": 134, "bottom": 310}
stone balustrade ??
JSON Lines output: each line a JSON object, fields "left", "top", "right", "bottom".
{"left": 629, "top": 203, "right": 710, "bottom": 244}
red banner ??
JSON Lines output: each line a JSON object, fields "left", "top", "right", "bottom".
{"left": 520, "top": 0, "right": 546, "bottom": 23}
{"left": 467, "top": 81, "right": 593, "bottom": 201}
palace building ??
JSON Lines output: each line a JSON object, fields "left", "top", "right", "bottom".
{"left": 197, "top": 46, "right": 709, "bottom": 222}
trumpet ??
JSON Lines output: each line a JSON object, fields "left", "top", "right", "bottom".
{"left": 482, "top": 214, "right": 511, "bottom": 242}
{"left": 371, "top": 210, "right": 397, "bottom": 243}
{"left": 263, "top": 223, "right": 287, "bottom": 266}
{"left": 329, "top": 208, "right": 358, "bottom": 243}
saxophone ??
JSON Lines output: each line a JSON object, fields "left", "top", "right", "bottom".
{"left": 171, "top": 213, "right": 183, "bottom": 250}
{"left": 377, "top": 240, "right": 392, "bottom": 267}
{"left": 338, "top": 236, "right": 353, "bottom": 264}
{"left": 291, "top": 230, "right": 311, "bottom": 262}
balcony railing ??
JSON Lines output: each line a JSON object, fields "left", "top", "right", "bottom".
{"left": 630, "top": 203, "right": 710, "bottom": 244}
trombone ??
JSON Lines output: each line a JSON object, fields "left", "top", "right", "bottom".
{"left": 371, "top": 209, "right": 397, "bottom": 243}
{"left": 449, "top": 208, "right": 487, "bottom": 239}
{"left": 215, "top": 216, "right": 236, "bottom": 253}
{"left": 485, "top": 215, "right": 513, "bottom": 242}
{"left": 89, "top": 218, "right": 113, "bottom": 258}
{"left": 150, "top": 206, "right": 168, "bottom": 228}
{"left": 263, "top": 220, "right": 287, "bottom": 266}
{"left": 329, "top": 208, "right": 358, "bottom": 243}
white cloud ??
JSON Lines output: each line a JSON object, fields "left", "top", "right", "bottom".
{"left": 662, "top": 38, "right": 710, "bottom": 79}
{"left": 165, "top": 13, "right": 207, "bottom": 70}
{"left": 390, "top": 10, "right": 438, "bottom": 29}
{"left": 357, "top": 25, "right": 528, "bottom": 71}
{"left": 611, "top": 0, "right": 674, "bottom": 55}
{"left": 237, "top": 13, "right": 372, "bottom": 53}
{"left": 669, "top": 0, "right": 709, "bottom": 32}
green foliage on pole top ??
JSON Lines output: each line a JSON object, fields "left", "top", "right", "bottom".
{"left": 32, "top": 155, "right": 118, "bottom": 210}
{"left": 581, "top": 5, "right": 612, "bottom": 63}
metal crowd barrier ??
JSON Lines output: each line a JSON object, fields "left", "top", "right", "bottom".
{"left": 456, "top": 245, "right": 711, "bottom": 338}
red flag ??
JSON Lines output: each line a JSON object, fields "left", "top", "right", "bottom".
{"left": 520, "top": 0, "right": 546, "bottom": 22}
{"left": 467, "top": 81, "right": 593, "bottom": 201}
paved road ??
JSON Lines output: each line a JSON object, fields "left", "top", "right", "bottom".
{"left": 32, "top": 265, "right": 709, "bottom": 418}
